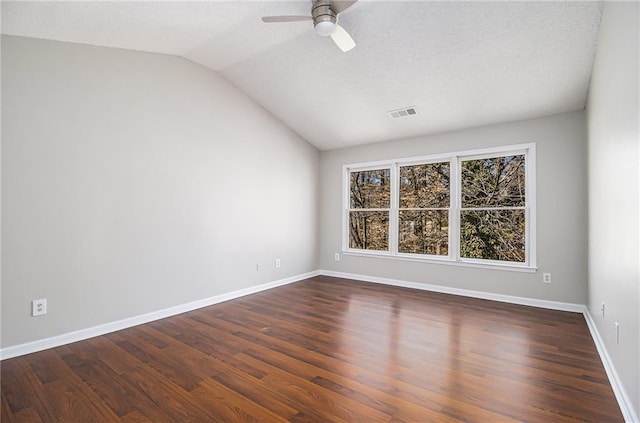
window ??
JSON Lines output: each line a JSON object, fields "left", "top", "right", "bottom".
{"left": 343, "top": 144, "right": 535, "bottom": 270}
{"left": 348, "top": 169, "right": 390, "bottom": 251}
{"left": 398, "top": 162, "right": 450, "bottom": 256}
{"left": 460, "top": 155, "right": 526, "bottom": 263}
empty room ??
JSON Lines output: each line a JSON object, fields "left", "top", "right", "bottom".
{"left": 1, "top": 0, "right": 639, "bottom": 422}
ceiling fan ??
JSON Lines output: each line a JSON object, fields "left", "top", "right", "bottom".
{"left": 261, "top": 0, "right": 358, "bottom": 52}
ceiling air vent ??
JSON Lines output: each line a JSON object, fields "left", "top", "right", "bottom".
{"left": 389, "top": 106, "right": 418, "bottom": 119}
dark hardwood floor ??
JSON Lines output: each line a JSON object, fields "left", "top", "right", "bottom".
{"left": 1, "top": 276, "right": 624, "bottom": 422}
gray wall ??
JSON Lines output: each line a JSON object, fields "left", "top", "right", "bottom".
{"left": 319, "top": 111, "right": 588, "bottom": 304}
{"left": 1, "top": 35, "right": 319, "bottom": 348}
{"left": 587, "top": 1, "right": 640, "bottom": 417}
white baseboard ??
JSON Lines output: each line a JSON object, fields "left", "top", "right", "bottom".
{"left": 318, "top": 270, "right": 584, "bottom": 312}
{"left": 0, "top": 270, "right": 320, "bottom": 361}
{"left": 583, "top": 309, "right": 640, "bottom": 423}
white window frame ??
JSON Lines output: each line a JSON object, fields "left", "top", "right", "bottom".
{"left": 342, "top": 143, "right": 536, "bottom": 272}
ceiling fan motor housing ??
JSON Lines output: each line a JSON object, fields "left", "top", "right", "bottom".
{"left": 312, "top": 1, "right": 337, "bottom": 36}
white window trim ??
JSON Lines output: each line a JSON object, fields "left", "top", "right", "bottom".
{"left": 342, "top": 143, "right": 537, "bottom": 272}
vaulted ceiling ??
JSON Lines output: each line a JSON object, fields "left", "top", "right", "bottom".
{"left": 1, "top": 1, "right": 602, "bottom": 150}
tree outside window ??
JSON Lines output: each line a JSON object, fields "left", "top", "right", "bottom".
{"left": 398, "top": 162, "right": 450, "bottom": 256}
{"left": 348, "top": 169, "right": 390, "bottom": 251}
{"left": 460, "top": 155, "right": 526, "bottom": 263}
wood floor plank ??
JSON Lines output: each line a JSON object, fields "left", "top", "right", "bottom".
{"left": 1, "top": 276, "right": 625, "bottom": 422}
{"left": 193, "top": 378, "right": 291, "bottom": 423}
{"left": 3, "top": 359, "right": 57, "bottom": 422}
{"left": 7, "top": 408, "right": 43, "bottom": 423}
{"left": 1, "top": 388, "right": 15, "bottom": 422}
{"left": 191, "top": 313, "right": 461, "bottom": 420}
{"left": 235, "top": 352, "right": 394, "bottom": 422}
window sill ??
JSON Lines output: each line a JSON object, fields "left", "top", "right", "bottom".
{"left": 341, "top": 251, "right": 537, "bottom": 273}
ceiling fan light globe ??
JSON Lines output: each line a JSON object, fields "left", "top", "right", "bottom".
{"left": 315, "top": 20, "right": 336, "bottom": 36}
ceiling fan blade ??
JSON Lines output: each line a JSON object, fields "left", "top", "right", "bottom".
{"left": 331, "top": 24, "right": 356, "bottom": 52}
{"left": 262, "top": 16, "right": 312, "bottom": 23}
{"left": 331, "top": 0, "right": 358, "bottom": 15}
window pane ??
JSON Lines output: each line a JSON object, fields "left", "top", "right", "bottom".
{"left": 461, "top": 155, "right": 525, "bottom": 208}
{"left": 460, "top": 209, "right": 525, "bottom": 262}
{"left": 399, "top": 210, "right": 448, "bottom": 255}
{"left": 350, "top": 169, "right": 390, "bottom": 209}
{"left": 349, "top": 211, "right": 389, "bottom": 251}
{"left": 399, "top": 162, "right": 450, "bottom": 208}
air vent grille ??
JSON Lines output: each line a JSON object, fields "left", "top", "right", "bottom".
{"left": 389, "top": 107, "right": 418, "bottom": 119}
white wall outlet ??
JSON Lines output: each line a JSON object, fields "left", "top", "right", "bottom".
{"left": 275, "top": 258, "right": 281, "bottom": 268}
{"left": 256, "top": 263, "right": 261, "bottom": 272}
{"left": 600, "top": 302, "right": 605, "bottom": 318}
{"left": 32, "top": 299, "right": 47, "bottom": 316}
{"left": 615, "top": 322, "right": 620, "bottom": 344}
{"left": 542, "top": 273, "right": 552, "bottom": 283}
{"left": 335, "top": 253, "right": 340, "bottom": 261}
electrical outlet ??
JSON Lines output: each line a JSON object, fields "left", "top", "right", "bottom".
{"left": 600, "top": 302, "right": 605, "bottom": 318}
{"left": 256, "top": 263, "right": 261, "bottom": 272}
{"left": 32, "top": 299, "right": 47, "bottom": 317}
{"left": 615, "top": 322, "right": 620, "bottom": 344}
{"left": 275, "top": 258, "right": 281, "bottom": 268}
{"left": 335, "top": 253, "right": 340, "bottom": 261}
{"left": 543, "top": 273, "right": 552, "bottom": 283}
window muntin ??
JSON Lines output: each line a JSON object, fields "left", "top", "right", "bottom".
{"left": 343, "top": 144, "right": 535, "bottom": 270}
{"left": 398, "top": 162, "right": 450, "bottom": 256}
{"left": 348, "top": 169, "right": 390, "bottom": 251}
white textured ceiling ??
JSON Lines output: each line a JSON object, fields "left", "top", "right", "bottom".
{"left": 1, "top": 1, "right": 602, "bottom": 150}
